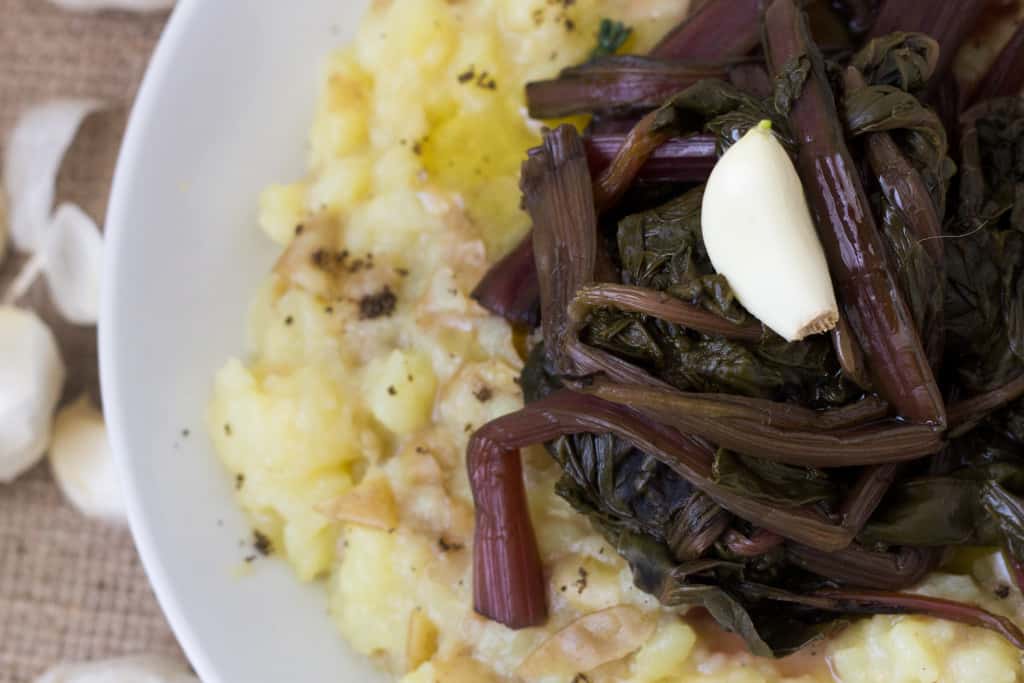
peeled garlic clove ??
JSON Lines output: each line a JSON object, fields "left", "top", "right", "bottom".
{"left": 35, "top": 654, "right": 198, "bottom": 683}
{"left": 701, "top": 121, "right": 839, "bottom": 341}
{"left": 49, "top": 394, "right": 126, "bottom": 523}
{"left": 0, "top": 306, "right": 65, "bottom": 483}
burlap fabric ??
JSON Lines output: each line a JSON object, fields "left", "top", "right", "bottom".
{"left": 0, "top": 2, "right": 186, "bottom": 680}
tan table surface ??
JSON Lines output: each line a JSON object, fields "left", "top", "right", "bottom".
{"left": 0, "top": 2, "right": 188, "bottom": 680}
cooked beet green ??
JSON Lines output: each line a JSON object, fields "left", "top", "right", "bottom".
{"left": 526, "top": 57, "right": 729, "bottom": 119}
{"left": 763, "top": 0, "right": 945, "bottom": 426}
{"left": 649, "top": 0, "right": 763, "bottom": 61}
{"left": 967, "top": 23, "right": 1024, "bottom": 108}
{"left": 467, "top": 0, "right": 1024, "bottom": 656}
{"left": 868, "top": 0, "right": 987, "bottom": 84}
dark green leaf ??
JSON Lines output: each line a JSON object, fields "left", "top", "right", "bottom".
{"left": 772, "top": 55, "right": 810, "bottom": 116}
{"left": 851, "top": 32, "right": 938, "bottom": 92}
{"left": 713, "top": 450, "right": 836, "bottom": 507}
{"left": 611, "top": 530, "right": 773, "bottom": 657}
{"left": 982, "top": 481, "right": 1024, "bottom": 563}
{"left": 861, "top": 463, "right": 1024, "bottom": 547}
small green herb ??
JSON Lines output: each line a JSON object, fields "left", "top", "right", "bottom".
{"left": 590, "top": 18, "right": 632, "bottom": 60}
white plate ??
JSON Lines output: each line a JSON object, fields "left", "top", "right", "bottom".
{"left": 99, "top": 1, "right": 385, "bottom": 681}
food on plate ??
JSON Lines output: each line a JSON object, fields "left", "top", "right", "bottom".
{"left": 210, "top": 0, "right": 1024, "bottom": 681}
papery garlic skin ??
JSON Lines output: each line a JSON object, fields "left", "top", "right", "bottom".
{"left": 35, "top": 654, "right": 199, "bottom": 683}
{"left": 701, "top": 121, "right": 839, "bottom": 341}
{"left": 0, "top": 180, "right": 8, "bottom": 265}
{"left": 49, "top": 394, "right": 126, "bottom": 523}
{"left": 4, "top": 99, "right": 103, "bottom": 253}
{"left": 0, "top": 306, "right": 66, "bottom": 483}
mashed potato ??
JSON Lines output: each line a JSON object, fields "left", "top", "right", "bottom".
{"left": 209, "top": 1, "right": 1024, "bottom": 681}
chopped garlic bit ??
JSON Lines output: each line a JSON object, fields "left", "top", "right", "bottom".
{"left": 273, "top": 212, "right": 342, "bottom": 298}
{"left": 701, "top": 120, "right": 839, "bottom": 341}
{"left": 48, "top": 0, "right": 175, "bottom": 11}
{"left": 35, "top": 654, "right": 198, "bottom": 683}
{"left": 49, "top": 394, "right": 126, "bottom": 523}
{"left": 0, "top": 306, "right": 65, "bottom": 483}
{"left": 315, "top": 475, "right": 399, "bottom": 530}
{"left": 406, "top": 609, "right": 440, "bottom": 673}
{"left": 516, "top": 605, "right": 657, "bottom": 678}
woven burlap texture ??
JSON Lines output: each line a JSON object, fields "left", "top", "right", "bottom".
{"left": 0, "top": 1, "right": 187, "bottom": 681}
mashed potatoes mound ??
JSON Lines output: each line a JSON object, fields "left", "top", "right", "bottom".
{"left": 209, "top": 1, "right": 1024, "bottom": 681}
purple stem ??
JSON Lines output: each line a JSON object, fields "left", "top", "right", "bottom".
{"left": 651, "top": 0, "right": 764, "bottom": 61}
{"left": 967, "top": 22, "right": 1024, "bottom": 107}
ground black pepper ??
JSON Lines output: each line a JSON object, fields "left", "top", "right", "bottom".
{"left": 474, "top": 386, "right": 493, "bottom": 403}
{"left": 438, "top": 537, "right": 465, "bottom": 552}
{"left": 359, "top": 286, "right": 397, "bottom": 319}
{"left": 575, "top": 566, "right": 588, "bottom": 594}
{"left": 253, "top": 530, "right": 273, "bottom": 556}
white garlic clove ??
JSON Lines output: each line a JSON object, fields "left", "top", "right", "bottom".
{"left": 49, "top": 394, "right": 126, "bottom": 523}
{"left": 701, "top": 120, "right": 839, "bottom": 342}
{"left": 48, "top": 0, "right": 175, "bottom": 11}
{"left": 3, "top": 99, "right": 103, "bottom": 253}
{"left": 0, "top": 306, "right": 66, "bottom": 483}
{"left": 41, "top": 203, "right": 104, "bottom": 326}
{"left": 35, "top": 654, "right": 199, "bottom": 683}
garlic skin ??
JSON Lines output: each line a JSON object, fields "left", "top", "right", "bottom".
{"left": 0, "top": 180, "right": 8, "bottom": 265}
{"left": 701, "top": 121, "right": 839, "bottom": 341}
{"left": 50, "top": 394, "right": 126, "bottom": 523}
{"left": 35, "top": 654, "right": 199, "bottom": 683}
{"left": 0, "top": 306, "right": 66, "bottom": 483}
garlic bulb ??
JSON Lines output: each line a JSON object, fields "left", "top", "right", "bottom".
{"left": 701, "top": 120, "right": 838, "bottom": 341}
{"left": 0, "top": 306, "right": 66, "bottom": 483}
{"left": 35, "top": 654, "right": 199, "bottom": 683}
{"left": 49, "top": 394, "right": 126, "bottom": 523}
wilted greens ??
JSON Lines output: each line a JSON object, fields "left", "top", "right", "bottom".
{"left": 468, "top": 0, "right": 1024, "bottom": 659}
